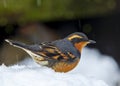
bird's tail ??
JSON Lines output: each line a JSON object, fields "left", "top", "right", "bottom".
{"left": 5, "top": 39, "right": 43, "bottom": 59}
{"left": 5, "top": 39, "right": 29, "bottom": 50}
{"left": 5, "top": 39, "right": 41, "bottom": 51}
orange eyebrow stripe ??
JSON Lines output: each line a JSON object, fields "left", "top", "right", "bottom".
{"left": 68, "top": 35, "right": 82, "bottom": 40}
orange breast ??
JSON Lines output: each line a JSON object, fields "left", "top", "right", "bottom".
{"left": 52, "top": 59, "right": 80, "bottom": 72}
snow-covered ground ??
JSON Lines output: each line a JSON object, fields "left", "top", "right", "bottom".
{"left": 0, "top": 48, "right": 119, "bottom": 86}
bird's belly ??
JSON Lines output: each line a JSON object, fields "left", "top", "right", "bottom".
{"left": 52, "top": 59, "right": 80, "bottom": 73}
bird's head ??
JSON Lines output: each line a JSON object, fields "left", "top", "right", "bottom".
{"left": 67, "top": 32, "right": 96, "bottom": 52}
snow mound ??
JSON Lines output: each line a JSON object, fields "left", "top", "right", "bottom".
{"left": 0, "top": 64, "right": 108, "bottom": 86}
{"left": 0, "top": 48, "right": 119, "bottom": 86}
{"left": 75, "top": 48, "right": 120, "bottom": 86}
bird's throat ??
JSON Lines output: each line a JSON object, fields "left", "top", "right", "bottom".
{"left": 74, "top": 42, "right": 88, "bottom": 52}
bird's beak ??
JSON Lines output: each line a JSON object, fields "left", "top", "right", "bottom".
{"left": 88, "top": 40, "right": 96, "bottom": 44}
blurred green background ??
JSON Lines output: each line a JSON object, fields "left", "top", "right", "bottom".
{"left": 0, "top": 0, "right": 115, "bottom": 25}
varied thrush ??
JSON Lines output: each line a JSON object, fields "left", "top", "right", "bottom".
{"left": 5, "top": 32, "right": 95, "bottom": 73}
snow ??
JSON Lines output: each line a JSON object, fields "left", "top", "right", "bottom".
{"left": 0, "top": 48, "right": 119, "bottom": 86}
{"left": 75, "top": 48, "right": 120, "bottom": 86}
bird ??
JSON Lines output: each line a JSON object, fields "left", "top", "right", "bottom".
{"left": 5, "top": 32, "right": 95, "bottom": 73}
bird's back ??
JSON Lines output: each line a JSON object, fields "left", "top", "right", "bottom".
{"left": 51, "top": 38, "right": 81, "bottom": 58}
